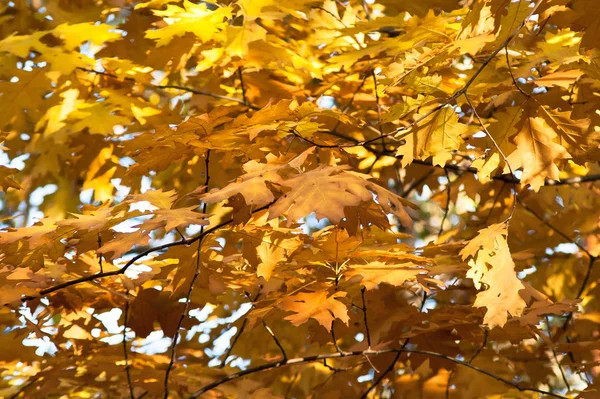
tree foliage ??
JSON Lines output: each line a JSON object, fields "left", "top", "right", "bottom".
{"left": 2, "top": 0, "right": 600, "bottom": 398}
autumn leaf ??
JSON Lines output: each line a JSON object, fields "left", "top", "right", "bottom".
{"left": 506, "top": 116, "right": 571, "bottom": 191}
{"left": 278, "top": 290, "right": 349, "bottom": 331}
{"left": 2, "top": 1, "right": 600, "bottom": 397}
{"left": 461, "top": 223, "right": 526, "bottom": 328}
{"left": 345, "top": 261, "right": 424, "bottom": 290}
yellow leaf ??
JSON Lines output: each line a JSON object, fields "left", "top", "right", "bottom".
{"left": 472, "top": 235, "right": 526, "bottom": 329}
{"left": 278, "top": 290, "right": 349, "bottom": 331}
{"left": 346, "top": 261, "right": 423, "bottom": 290}
{"left": 145, "top": 1, "right": 233, "bottom": 46}
{"left": 396, "top": 106, "right": 467, "bottom": 167}
{"left": 505, "top": 117, "right": 571, "bottom": 191}
{"left": 460, "top": 223, "right": 507, "bottom": 262}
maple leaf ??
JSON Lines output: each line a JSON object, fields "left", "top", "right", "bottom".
{"left": 278, "top": 290, "right": 349, "bottom": 331}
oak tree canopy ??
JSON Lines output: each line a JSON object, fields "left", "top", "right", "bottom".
{"left": 1, "top": 0, "right": 600, "bottom": 398}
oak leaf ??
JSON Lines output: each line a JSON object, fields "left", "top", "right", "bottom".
{"left": 278, "top": 290, "right": 349, "bottom": 331}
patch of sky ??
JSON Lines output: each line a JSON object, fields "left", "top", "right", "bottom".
{"left": 317, "top": 95, "right": 336, "bottom": 109}
{"left": 554, "top": 243, "right": 579, "bottom": 254}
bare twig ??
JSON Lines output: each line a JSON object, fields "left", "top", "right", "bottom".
{"left": 164, "top": 150, "right": 211, "bottom": 398}
{"left": 402, "top": 169, "right": 436, "bottom": 198}
{"left": 359, "top": 351, "right": 400, "bottom": 399}
{"left": 174, "top": 228, "right": 186, "bottom": 241}
{"left": 97, "top": 234, "right": 103, "bottom": 273}
{"left": 188, "top": 347, "right": 567, "bottom": 399}
{"left": 360, "top": 287, "right": 372, "bottom": 349}
{"left": 238, "top": 67, "right": 248, "bottom": 106}
{"left": 504, "top": 47, "right": 532, "bottom": 98}
{"left": 518, "top": 199, "right": 594, "bottom": 260}
{"left": 545, "top": 316, "right": 571, "bottom": 391}
{"left": 446, "top": 329, "right": 488, "bottom": 398}
{"left": 263, "top": 321, "right": 287, "bottom": 361}
{"left": 331, "top": 319, "right": 344, "bottom": 353}
{"left": 465, "top": 94, "right": 517, "bottom": 224}
{"left": 122, "top": 296, "right": 135, "bottom": 399}
{"left": 359, "top": 290, "right": 427, "bottom": 399}
{"left": 76, "top": 67, "right": 260, "bottom": 110}
{"left": 485, "top": 182, "right": 507, "bottom": 223}
{"left": 371, "top": 69, "right": 384, "bottom": 137}
{"left": 438, "top": 168, "right": 451, "bottom": 239}
{"left": 219, "top": 291, "right": 260, "bottom": 368}
{"left": 21, "top": 200, "right": 273, "bottom": 303}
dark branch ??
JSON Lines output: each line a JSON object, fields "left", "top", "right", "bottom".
{"left": 188, "top": 348, "right": 568, "bottom": 399}
{"left": 76, "top": 67, "right": 260, "bottom": 110}
{"left": 263, "top": 321, "right": 287, "bottom": 361}
{"left": 438, "top": 168, "right": 451, "bottom": 239}
{"left": 164, "top": 150, "right": 212, "bottom": 398}
{"left": 122, "top": 296, "right": 135, "bottom": 399}
{"left": 238, "top": 67, "right": 248, "bottom": 106}
{"left": 360, "top": 287, "right": 372, "bottom": 348}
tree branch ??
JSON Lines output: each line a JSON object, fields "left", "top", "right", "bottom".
{"left": 122, "top": 295, "right": 135, "bottom": 399}
{"left": 438, "top": 168, "right": 451, "bottom": 239}
{"left": 360, "top": 287, "right": 372, "bottom": 349}
{"left": 76, "top": 67, "right": 260, "bottom": 110}
{"left": 188, "top": 347, "right": 567, "bottom": 399}
{"left": 263, "top": 321, "right": 287, "bottom": 361}
{"left": 164, "top": 150, "right": 212, "bottom": 398}
{"left": 21, "top": 201, "right": 273, "bottom": 303}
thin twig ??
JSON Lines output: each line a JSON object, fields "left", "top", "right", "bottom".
{"left": 331, "top": 319, "right": 344, "bottom": 353}
{"left": 122, "top": 295, "right": 135, "bottom": 399}
{"left": 402, "top": 169, "right": 436, "bottom": 198}
{"left": 438, "top": 168, "right": 451, "bottom": 239}
{"left": 359, "top": 290, "right": 427, "bottom": 399}
{"left": 76, "top": 67, "right": 260, "bottom": 110}
{"left": 545, "top": 316, "right": 571, "bottom": 391}
{"left": 519, "top": 199, "right": 598, "bottom": 361}
{"left": 219, "top": 292, "right": 260, "bottom": 368}
{"left": 359, "top": 351, "right": 400, "bottom": 399}
{"left": 164, "top": 150, "right": 211, "bottom": 399}
{"left": 360, "top": 287, "right": 372, "bottom": 348}
{"left": 371, "top": 69, "right": 384, "bottom": 139}
{"left": 97, "top": 234, "right": 103, "bottom": 273}
{"left": 518, "top": 199, "right": 594, "bottom": 259}
{"left": 188, "top": 347, "right": 567, "bottom": 399}
{"left": 263, "top": 321, "right": 287, "bottom": 361}
{"left": 238, "top": 67, "right": 248, "bottom": 106}
{"left": 465, "top": 94, "right": 517, "bottom": 224}
{"left": 21, "top": 201, "right": 274, "bottom": 303}
{"left": 504, "top": 47, "right": 532, "bottom": 98}
{"left": 446, "top": 329, "right": 488, "bottom": 398}
{"left": 485, "top": 182, "right": 507, "bottom": 223}
{"left": 174, "top": 228, "right": 186, "bottom": 241}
